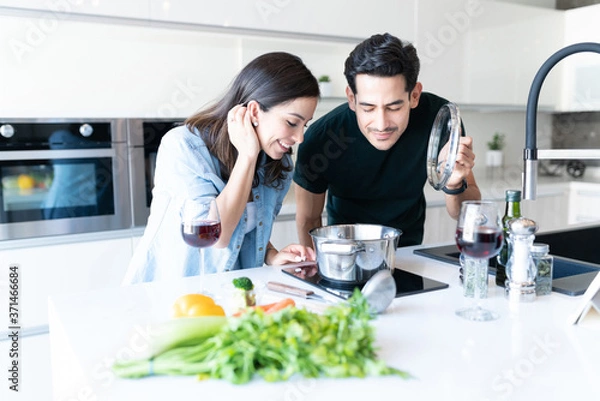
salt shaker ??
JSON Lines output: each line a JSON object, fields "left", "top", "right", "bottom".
{"left": 505, "top": 217, "right": 538, "bottom": 302}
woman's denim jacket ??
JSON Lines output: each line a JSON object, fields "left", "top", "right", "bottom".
{"left": 123, "top": 125, "right": 291, "bottom": 284}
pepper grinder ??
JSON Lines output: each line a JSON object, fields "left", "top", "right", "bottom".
{"left": 505, "top": 217, "right": 538, "bottom": 302}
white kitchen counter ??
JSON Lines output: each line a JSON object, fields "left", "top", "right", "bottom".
{"left": 45, "top": 246, "right": 599, "bottom": 401}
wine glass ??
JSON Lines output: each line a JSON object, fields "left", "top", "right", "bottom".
{"left": 180, "top": 197, "right": 221, "bottom": 290}
{"left": 455, "top": 201, "right": 503, "bottom": 322}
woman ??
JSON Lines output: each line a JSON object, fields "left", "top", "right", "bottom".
{"left": 124, "top": 52, "right": 319, "bottom": 284}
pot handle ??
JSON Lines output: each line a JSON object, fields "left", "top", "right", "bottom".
{"left": 319, "top": 241, "right": 365, "bottom": 255}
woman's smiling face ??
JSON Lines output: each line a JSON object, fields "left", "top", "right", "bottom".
{"left": 255, "top": 96, "right": 318, "bottom": 160}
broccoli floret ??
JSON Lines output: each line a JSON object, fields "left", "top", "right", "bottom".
{"left": 233, "top": 277, "right": 254, "bottom": 291}
{"left": 232, "top": 277, "right": 256, "bottom": 307}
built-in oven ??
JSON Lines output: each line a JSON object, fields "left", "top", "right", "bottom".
{"left": 127, "top": 119, "right": 183, "bottom": 227}
{"left": 0, "top": 119, "right": 131, "bottom": 240}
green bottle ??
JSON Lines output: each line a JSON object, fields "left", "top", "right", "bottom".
{"left": 496, "top": 189, "right": 522, "bottom": 287}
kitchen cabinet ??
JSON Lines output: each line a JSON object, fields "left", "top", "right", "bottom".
{"left": 0, "top": 0, "right": 46, "bottom": 10}
{"left": 415, "top": 0, "right": 472, "bottom": 103}
{"left": 1, "top": 0, "right": 576, "bottom": 119}
{"left": 0, "top": 12, "right": 241, "bottom": 118}
{"left": 466, "top": 1, "right": 563, "bottom": 107}
{"left": 0, "top": 0, "right": 150, "bottom": 19}
{"left": 148, "top": 0, "right": 416, "bottom": 42}
{"left": 567, "top": 181, "right": 600, "bottom": 224}
{"left": 1, "top": 0, "right": 415, "bottom": 42}
{"left": 422, "top": 184, "right": 570, "bottom": 245}
{"left": 521, "top": 186, "right": 570, "bottom": 231}
{"left": 271, "top": 217, "right": 299, "bottom": 251}
{"left": 422, "top": 204, "right": 458, "bottom": 245}
{"left": 422, "top": 200, "right": 509, "bottom": 245}
{"left": 0, "top": 234, "right": 135, "bottom": 328}
{"left": 417, "top": 0, "right": 564, "bottom": 108}
{"left": 559, "top": 4, "right": 600, "bottom": 111}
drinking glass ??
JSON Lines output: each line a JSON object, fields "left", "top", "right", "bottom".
{"left": 455, "top": 201, "right": 503, "bottom": 321}
{"left": 180, "top": 197, "right": 221, "bottom": 290}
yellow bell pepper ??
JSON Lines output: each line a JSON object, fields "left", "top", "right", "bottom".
{"left": 172, "top": 294, "right": 225, "bottom": 318}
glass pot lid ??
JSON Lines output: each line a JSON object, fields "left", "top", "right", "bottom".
{"left": 426, "top": 102, "right": 462, "bottom": 190}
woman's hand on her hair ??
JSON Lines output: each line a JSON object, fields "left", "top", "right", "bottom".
{"left": 227, "top": 104, "right": 260, "bottom": 161}
{"left": 265, "top": 244, "right": 316, "bottom": 266}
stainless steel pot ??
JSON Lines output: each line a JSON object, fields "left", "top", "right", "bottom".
{"left": 309, "top": 224, "right": 402, "bottom": 284}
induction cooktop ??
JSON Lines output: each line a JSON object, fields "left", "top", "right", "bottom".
{"left": 282, "top": 263, "right": 449, "bottom": 300}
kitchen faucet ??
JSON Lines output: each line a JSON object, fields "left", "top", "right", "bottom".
{"left": 523, "top": 42, "right": 600, "bottom": 200}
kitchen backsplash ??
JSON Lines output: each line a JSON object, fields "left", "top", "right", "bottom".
{"left": 553, "top": 111, "right": 600, "bottom": 166}
{"left": 460, "top": 110, "right": 554, "bottom": 176}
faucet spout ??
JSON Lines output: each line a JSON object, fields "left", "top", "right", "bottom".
{"left": 523, "top": 42, "right": 600, "bottom": 200}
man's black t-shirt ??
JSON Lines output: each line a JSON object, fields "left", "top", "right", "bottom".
{"left": 293, "top": 92, "right": 454, "bottom": 246}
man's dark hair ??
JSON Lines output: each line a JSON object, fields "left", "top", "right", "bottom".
{"left": 344, "top": 33, "right": 420, "bottom": 94}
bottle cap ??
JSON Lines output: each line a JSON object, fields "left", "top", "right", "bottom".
{"left": 508, "top": 217, "right": 538, "bottom": 235}
{"left": 505, "top": 189, "right": 522, "bottom": 202}
{"left": 530, "top": 243, "right": 549, "bottom": 254}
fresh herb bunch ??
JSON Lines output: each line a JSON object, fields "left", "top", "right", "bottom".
{"left": 112, "top": 290, "right": 410, "bottom": 384}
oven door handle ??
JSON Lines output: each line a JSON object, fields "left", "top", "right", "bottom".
{"left": 0, "top": 148, "right": 116, "bottom": 160}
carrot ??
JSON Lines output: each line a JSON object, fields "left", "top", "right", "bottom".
{"left": 232, "top": 298, "right": 296, "bottom": 317}
{"left": 264, "top": 298, "right": 296, "bottom": 314}
{"left": 232, "top": 303, "right": 272, "bottom": 317}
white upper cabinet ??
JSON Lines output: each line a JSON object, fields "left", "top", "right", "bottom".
{"left": 149, "top": 0, "right": 416, "bottom": 41}
{"left": 0, "top": 0, "right": 150, "bottom": 19}
{"left": 3, "top": 0, "right": 592, "bottom": 112}
{"left": 466, "top": 1, "right": 563, "bottom": 108}
{"left": 415, "top": 0, "right": 474, "bottom": 103}
{"left": 0, "top": 0, "right": 46, "bottom": 10}
{"left": 0, "top": 13, "right": 241, "bottom": 118}
{"left": 559, "top": 4, "right": 600, "bottom": 112}
{"left": 417, "top": 0, "right": 563, "bottom": 108}
{"left": 1, "top": 0, "right": 416, "bottom": 40}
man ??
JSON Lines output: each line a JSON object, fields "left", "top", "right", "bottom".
{"left": 293, "top": 33, "right": 481, "bottom": 247}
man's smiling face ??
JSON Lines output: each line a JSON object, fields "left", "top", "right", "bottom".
{"left": 347, "top": 74, "right": 422, "bottom": 151}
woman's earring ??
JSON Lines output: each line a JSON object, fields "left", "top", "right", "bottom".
{"left": 253, "top": 121, "right": 258, "bottom": 127}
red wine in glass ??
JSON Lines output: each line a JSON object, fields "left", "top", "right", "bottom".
{"left": 455, "top": 227, "right": 503, "bottom": 259}
{"left": 181, "top": 220, "right": 221, "bottom": 248}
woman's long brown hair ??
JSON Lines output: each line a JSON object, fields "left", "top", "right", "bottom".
{"left": 185, "top": 52, "right": 319, "bottom": 188}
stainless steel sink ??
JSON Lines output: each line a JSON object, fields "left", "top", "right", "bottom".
{"left": 414, "top": 224, "right": 600, "bottom": 296}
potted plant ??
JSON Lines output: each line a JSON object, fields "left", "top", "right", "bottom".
{"left": 486, "top": 132, "right": 505, "bottom": 167}
{"left": 318, "top": 75, "right": 332, "bottom": 97}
